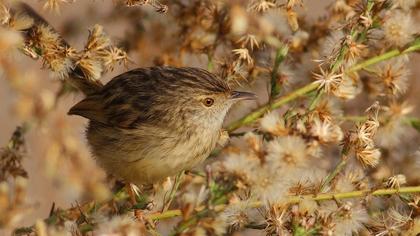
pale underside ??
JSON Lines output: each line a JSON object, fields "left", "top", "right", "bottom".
{"left": 87, "top": 120, "right": 221, "bottom": 185}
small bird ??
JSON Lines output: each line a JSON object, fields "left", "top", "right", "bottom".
{"left": 69, "top": 66, "right": 255, "bottom": 185}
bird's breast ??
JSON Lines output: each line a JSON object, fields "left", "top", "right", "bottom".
{"left": 168, "top": 125, "right": 220, "bottom": 167}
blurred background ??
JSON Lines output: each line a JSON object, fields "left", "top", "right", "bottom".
{"left": 1, "top": 0, "right": 419, "bottom": 231}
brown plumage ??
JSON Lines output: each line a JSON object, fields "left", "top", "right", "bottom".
{"left": 69, "top": 66, "right": 255, "bottom": 184}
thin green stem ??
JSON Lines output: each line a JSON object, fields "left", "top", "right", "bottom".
{"left": 207, "top": 54, "right": 214, "bottom": 72}
{"left": 347, "top": 38, "right": 420, "bottom": 73}
{"left": 308, "top": 90, "right": 324, "bottom": 111}
{"left": 404, "top": 117, "right": 420, "bottom": 132}
{"left": 319, "top": 159, "right": 347, "bottom": 192}
{"left": 270, "top": 45, "right": 289, "bottom": 99}
{"left": 14, "top": 185, "right": 420, "bottom": 235}
{"left": 339, "top": 115, "right": 368, "bottom": 122}
{"left": 346, "top": 50, "right": 400, "bottom": 73}
{"left": 146, "top": 186, "right": 420, "bottom": 221}
{"left": 148, "top": 209, "right": 182, "bottom": 220}
{"left": 295, "top": 186, "right": 420, "bottom": 203}
{"left": 162, "top": 171, "right": 184, "bottom": 212}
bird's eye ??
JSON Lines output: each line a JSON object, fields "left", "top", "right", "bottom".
{"left": 203, "top": 98, "right": 214, "bottom": 107}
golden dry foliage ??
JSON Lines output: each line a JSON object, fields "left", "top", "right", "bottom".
{"left": 0, "top": 0, "right": 420, "bottom": 235}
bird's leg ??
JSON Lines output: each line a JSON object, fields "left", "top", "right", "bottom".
{"left": 125, "top": 183, "right": 147, "bottom": 220}
{"left": 161, "top": 171, "right": 185, "bottom": 212}
{"left": 126, "top": 183, "right": 141, "bottom": 205}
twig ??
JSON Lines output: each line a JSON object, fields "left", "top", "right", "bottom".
{"left": 145, "top": 186, "right": 420, "bottom": 221}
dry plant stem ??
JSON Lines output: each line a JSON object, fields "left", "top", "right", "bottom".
{"left": 162, "top": 171, "right": 184, "bottom": 212}
{"left": 226, "top": 38, "right": 420, "bottom": 133}
{"left": 147, "top": 186, "right": 420, "bottom": 221}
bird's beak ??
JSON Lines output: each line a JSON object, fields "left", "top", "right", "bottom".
{"left": 230, "top": 91, "right": 257, "bottom": 101}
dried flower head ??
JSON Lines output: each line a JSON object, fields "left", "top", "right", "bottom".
{"left": 313, "top": 67, "right": 343, "bottom": 94}
{"left": 248, "top": 0, "right": 277, "bottom": 13}
{"left": 264, "top": 205, "right": 289, "bottom": 235}
{"left": 43, "top": 0, "right": 75, "bottom": 13}
{"left": 333, "top": 74, "right": 361, "bottom": 99}
{"left": 351, "top": 102, "right": 382, "bottom": 167}
{"left": 85, "top": 24, "right": 111, "bottom": 53}
{"left": 355, "top": 147, "right": 381, "bottom": 167}
{"left": 384, "top": 174, "right": 407, "bottom": 189}
{"left": 375, "top": 57, "right": 410, "bottom": 97}
{"left": 217, "top": 201, "right": 250, "bottom": 231}
{"left": 310, "top": 118, "right": 343, "bottom": 144}
{"left": 75, "top": 56, "right": 103, "bottom": 80}
{"left": 232, "top": 48, "right": 254, "bottom": 65}
{"left": 383, "top": 10, "right": 416, "bottom": 47}
{"left": 260, "top": 112, "right": 288, "bottom": 136}
{"left": 32, "top": 24, "right": 74, "bottom": 77}
{"left": 237, "top": 34, "right": 259, "bottom": 51}
{"left": 370, "top": 207, "right": 412, "bottom": 236}
{"left": 125, "top": 0, "right": 168, "bottom": 13}
{"left": 266, "top": 136, "right": 309, "bottom": 169}
{"left": 0, "top": 3, "right": 11, "bottom": 25}
{"left": 333, "top": 201, "right": 369, "bottom": 236}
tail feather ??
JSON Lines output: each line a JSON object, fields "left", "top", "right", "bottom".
{"left": 68, "top": 95, "right": 108, "bottom": 124}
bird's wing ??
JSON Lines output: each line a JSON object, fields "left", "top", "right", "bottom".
{"left": 68, "top": 69, "right": 156, "bottom": 129}
{"left": 68, "top": 93, "right": 145, "bottom": 129}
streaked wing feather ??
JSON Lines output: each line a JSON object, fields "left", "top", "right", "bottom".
{"left": 68, "top": 68, "right": 156, "bottom": 128}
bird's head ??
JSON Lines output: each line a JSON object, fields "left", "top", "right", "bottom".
{"left": 163, "top": 67, "right": 256, "bottom": 128}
